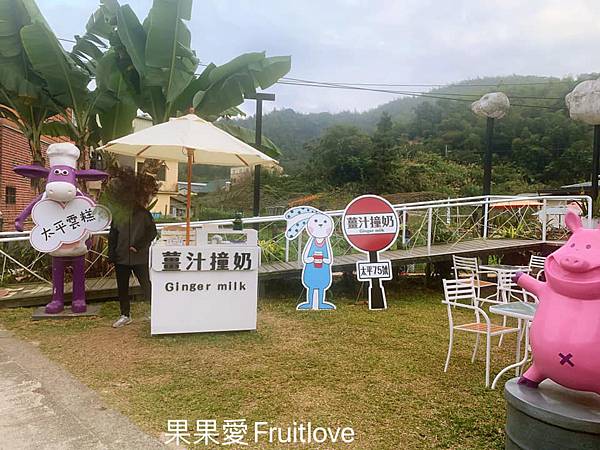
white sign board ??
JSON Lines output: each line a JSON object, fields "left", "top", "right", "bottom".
{"left": 150, "top": 229, "right": 260, "bottom": 335}
{"left": 158, "top": 226, "right": 196, "bottom": 246}
{"left": 356, "top": 260, "right": 392, "bottom": 281}
{"left": 30, "top": 197, "right": 111, "bottom": 253}
{"left": 343, "top": 213, "right": 397, "bottom": 236}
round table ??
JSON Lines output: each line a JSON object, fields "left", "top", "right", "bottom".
{"left": 490, "top": 301, "right": 538, "bottom": 389}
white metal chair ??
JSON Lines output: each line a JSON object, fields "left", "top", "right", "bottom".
{"left": 495, "top": 269, "right": 538, "bottom": 347}
{"left": 442, "top": 278, "right": 520, "bottom": 387}
{"left": 497, "top": 270, "right": 538, "bottom": 305}
{"left": 528, "top": 255, "right": 546, "bottom": 280}
{"left": 452, "top": 255, "right": 497, "bottom": 298}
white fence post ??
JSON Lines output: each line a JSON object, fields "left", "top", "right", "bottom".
{"left": 427, "top": 207, "right": 433, "bottom": 254}
{"left": 402, "top": 208, "right": 407, "bottom": 246}
{"left": 482, "top": 197, "right": 489, "bottom": 240}
{"left": 0, "top": 194, "right": 592, "bottom": 287}
{"left": 541, "top": 198, "right": 547, "bottom": 242}
{"left": 297, "top": 232, "right": 303, "bottom": 268}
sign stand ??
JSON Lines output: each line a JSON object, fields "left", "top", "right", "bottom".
{"left": 368, "top": 251, "right": 386, "bottom": 309}
{"left": 342, "top": 195, "right": 399, "bottom": 310}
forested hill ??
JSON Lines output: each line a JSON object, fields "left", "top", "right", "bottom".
{"left": 235, "top": 74, "right": 596, "bottom": 172}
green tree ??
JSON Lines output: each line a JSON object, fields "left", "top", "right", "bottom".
{"left": 308, "top": 125, "right": 374, "bottom": 189}
{"left": 369, "top": 112, "right": 401, "bottom": 194}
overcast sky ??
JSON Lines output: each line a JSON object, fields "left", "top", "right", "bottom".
{"left": 38, "top": 0, "right": 600, "bottom": 115}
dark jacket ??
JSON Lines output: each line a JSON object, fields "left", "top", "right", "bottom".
{"left": 108, "top": 207, "right": 157, "bottom": 266}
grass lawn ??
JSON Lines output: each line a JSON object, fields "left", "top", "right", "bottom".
{"left": 0, "top": 281, "right": 518, "bottom": 449}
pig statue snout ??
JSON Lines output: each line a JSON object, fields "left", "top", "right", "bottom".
{"left": 558, "top": 254, "right": 591, "bottom": 272}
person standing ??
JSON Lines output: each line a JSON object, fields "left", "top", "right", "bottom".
{"left": 105, "top": 166, "right": 159, "bottom": 328}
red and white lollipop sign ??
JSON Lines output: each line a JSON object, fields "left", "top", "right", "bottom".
{"left": 343, "top": 195, "right": 399, "bottom": 310}
{"left": 343, "top": 195, "right": 398, "bottom": 252}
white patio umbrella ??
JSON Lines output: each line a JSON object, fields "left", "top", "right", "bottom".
{"left": 100, "top": 113, "right": 277, "bottom": 243}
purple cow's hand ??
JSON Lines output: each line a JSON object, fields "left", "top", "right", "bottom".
{"left": 15, "top": 219, "right": 24, "bottom": 232}
{"left": 512, "top": 271, "right": 524, "bottom": 283}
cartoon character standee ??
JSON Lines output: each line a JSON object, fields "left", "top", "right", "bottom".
{"left": 285, "top": 206, "right": 336, "bottom": 310}
{"left": 515, "top": 211, "right": 600, "bottom": 395}
{"left": 14, "top": 143, "right": 110, "bottom": 314}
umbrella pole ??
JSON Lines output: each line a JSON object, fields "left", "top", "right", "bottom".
{"left": 186, "top": 148, "right": 192, "bottom": 245}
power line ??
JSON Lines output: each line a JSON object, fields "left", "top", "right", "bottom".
{"left": 283, "top": 76, "right": 572, "bottom": 88}
{"left": 198, "top": 62, "right": 571, "bottom": 96}
{"left": 60, "top": 33, "right": 579, "bottom": 93}
{"left": 279, "top": 79, "right": 562, "bottom": 100}
{"left": 61, "top": 36, "right": 574, "bottom": 95}
{"left": 57, "top": 36, "right": 569, "bottom": 108}
{"left": 277, "top": 80, "right": 565, "bottom": 110}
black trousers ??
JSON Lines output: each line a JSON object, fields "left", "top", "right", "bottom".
{"left": 115, "top": 264, "right": 151, "bottom": 316}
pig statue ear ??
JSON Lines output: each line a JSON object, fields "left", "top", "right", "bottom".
{"left": 565, "top": 211, "right": 582, "bottom": 232}
{"left": 75, "top": 169, "right": 109, "bottom": 181}
{"left": 14, "top": 165, "right": 50, "bottom": 179}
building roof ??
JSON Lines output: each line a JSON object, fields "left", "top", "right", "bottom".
{"left": 170, "top": 195, "right": 188, "bottom": 207}
{"left": 561, "top": 177, "right": 599, "bottom": 189}
{"left": 177, "top": 180, "right": 229, "bottom": 194}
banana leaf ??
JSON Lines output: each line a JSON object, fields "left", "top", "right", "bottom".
{"left": 144, "top": 0, "right": 197, "bottom": 105}
{"left": 20, "top": 22, "right": 90, "bottom": 112}
{"left": 193, "top": 53, "right": 291, "bottom": 119}
{"left": 116, "top": 4, "right": 146, "bottom": 76}
{"left": 216, "top": 121, "right": 281, "bottom": 159}
{"left": 96, "top": 51, "right": 137, "bottom": 142}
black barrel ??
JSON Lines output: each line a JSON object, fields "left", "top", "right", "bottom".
{"left": 504, "top": 378, "right": 600, "bottom": 449}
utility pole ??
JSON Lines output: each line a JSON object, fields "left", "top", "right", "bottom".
{"left": 483, "top": 117, "right": 495, "bottom": 196}
{"left": 470, "top": 92, "right": 509, "bottom": 198}
{"left": 591, "top": 124, "right": 600, "bottom": 204}
{"left": 245, "top": 92, "right": 275, "bottom": 218}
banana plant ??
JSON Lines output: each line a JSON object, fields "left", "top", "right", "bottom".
{"left": 0, "top": 0, "right": 288, "bottom": 171}
{"left": 20, "top": 18, "right": 119, "bottom": 159}
{"left": 0, "top": 0, "right": 57, "bottom": 166}
{"left": 74, "top": 0, "right": 291, "bottom": 127}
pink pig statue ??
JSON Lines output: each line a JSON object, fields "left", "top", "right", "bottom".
{"left": 515, "top": 211, "right": 600, "bottom": 395}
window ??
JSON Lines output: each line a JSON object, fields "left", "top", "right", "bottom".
{"left": 5, "top": 186, "right": 16, "bottom": 204}
{"left": 157, "top": 164, "right": 166, "bottom": 181}
{"left": 137, "top": 160, "right": 166, "bottom": 181}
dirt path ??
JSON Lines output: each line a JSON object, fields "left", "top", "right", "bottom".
{"left": 0, "top": 326, "right": 165, "bottom": 450}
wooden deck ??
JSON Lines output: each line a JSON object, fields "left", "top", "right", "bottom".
{"left": 0, "top": 277, "right": 141, "bottom": 309}
{"left": 0, "top": 238, "right": 560, "bottom": 308}
{"left": 259, "top": 238, "right": 561, "bottom": 279}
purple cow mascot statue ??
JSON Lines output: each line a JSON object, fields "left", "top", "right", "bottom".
{"left": 14, "top": 143, "right": 109, "bottom": 314}
{"left": 515, "top": 211, "right": 600, "bottom": 396}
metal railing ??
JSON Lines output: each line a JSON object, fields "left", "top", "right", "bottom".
{"left": 0, "top": 194, "right": 591, "bottom": 286}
